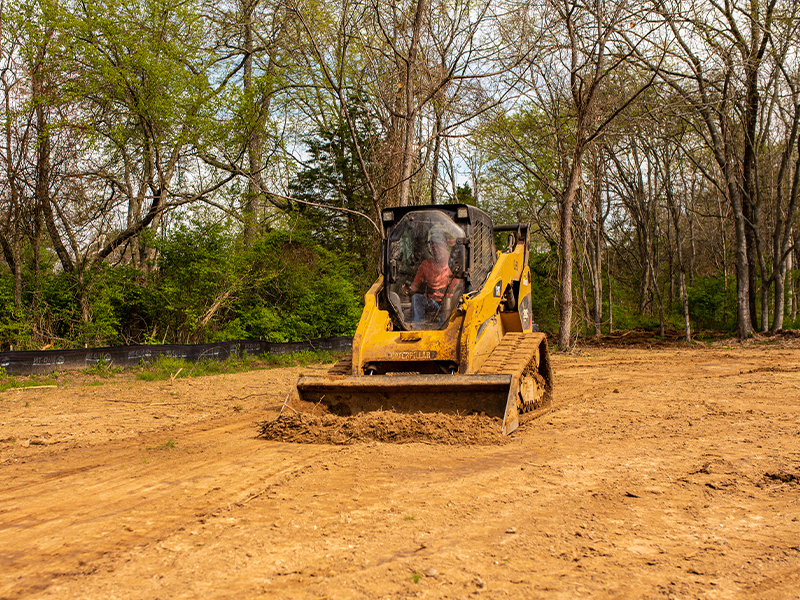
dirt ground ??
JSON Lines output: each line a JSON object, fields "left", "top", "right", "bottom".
{"left": 2, "top": 337, "right": 799, "bottom": 599}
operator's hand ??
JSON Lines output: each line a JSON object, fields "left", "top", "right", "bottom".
{"left": 401, "top": 282, "right": 411, "bottom": 296}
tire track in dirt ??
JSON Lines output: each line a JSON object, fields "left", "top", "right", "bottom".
{"left": 0, "top": 410, "right": 330, "bottom": 600}
{"left": 2, "top": 348, "right": 800, "bottom": 599}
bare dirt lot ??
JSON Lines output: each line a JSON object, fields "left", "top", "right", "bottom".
{"left": 2, "top": 339, "right": 799, "bottom": 599}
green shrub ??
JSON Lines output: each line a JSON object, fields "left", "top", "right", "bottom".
{"left": 147, "top": 223, "right": 362, "bottom": 344}
{"left": 527, "top": 250, "right": 559, "bottom": 334}
{"left": 688, "top": 275, "right": 736, "bottom": 331}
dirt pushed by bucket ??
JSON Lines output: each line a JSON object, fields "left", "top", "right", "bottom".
{"left": 256, "top": 410, "right": 513, "bottom": 445}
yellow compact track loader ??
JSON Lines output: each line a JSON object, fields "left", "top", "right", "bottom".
{"left": 288, "top": 204, "right": 553, "bottom": 435}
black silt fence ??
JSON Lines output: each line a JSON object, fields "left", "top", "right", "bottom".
{"left": 0, "top": 337, "right": 353, "bottom": 376}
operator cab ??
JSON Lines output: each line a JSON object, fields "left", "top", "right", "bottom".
{"left": 381, "top": 204, "right": 497, "bottom": 331}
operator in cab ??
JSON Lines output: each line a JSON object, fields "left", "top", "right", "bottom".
{"left": 400, "top": 229, "right": 455, "bottom": 327}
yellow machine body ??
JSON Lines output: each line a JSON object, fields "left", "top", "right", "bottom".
{"left": 290, "top": 205, "right": 553, "bottom": 435}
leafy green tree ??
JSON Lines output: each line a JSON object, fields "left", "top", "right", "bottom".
{"left": 242, "top": 230, "right": 363, "bottom": 342}
{"left": 61, "top": 0, "right": 215, "bottom": 271}
{"left": 455, "top": 183, "right": 475, "bottom": 206}
{"left": 0, "top": 0, "right": 65, "bottom": 308}
{"left": 288, "top": 105, "right": 382, "bottom": 290}
{"left": 150, "top": 223, "right": 361, "bottom": 344}
{"left": 198, "top": 0, "right": 292, "bottom": 245}
{"left": 688, "top": 275, "right": 737, "bottom": 332}
{"left": 474, "top": 107, "right": 559, "bottom": 235}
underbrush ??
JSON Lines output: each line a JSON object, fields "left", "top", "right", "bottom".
{"left": 135, "top": 350, "right": 343, "bottom": 381}
{"left": 0, "top": 350, "right": 344, "bottom": 390}
{"left": 0, "top": 368, "right": 58, "bottom": 392}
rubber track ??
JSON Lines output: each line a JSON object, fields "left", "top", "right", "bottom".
{"left": 327, "top": 357, "right": 353, "bottom": 376}
{"left": 479, "top": 332, "right": 552, "bottom": 422}
{"left": 477, "top": 332, "right": 541, "bottom": 378}
{"left": 328, "top": 332, "right": 545, "bottom": 380}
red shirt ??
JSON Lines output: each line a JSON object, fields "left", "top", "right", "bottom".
{"left": 414, "top": 259, "right": 452, "bottom": 302}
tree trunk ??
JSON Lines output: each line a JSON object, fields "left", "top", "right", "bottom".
{"left": 558, "top": 157, "right": 582, "bottom": 350}
{"left": 665, "top": 161, "right": 691, "bottom": 342}
{"left": 732, "top": 199, "right": 753, "bottom": 338}
{"left": 577, "top": 246, "right": 591, "bottom": 332}
{"left": 647, "top": 247, "right": 665, "bottom": 337}
{"left": 770, "top": 97, "right": 800, "bottom": 330}
{"left": 0, "top": 234, "right": 22, "bottom": 305}
{"left": 666, "top": 215, "right": 675, "bottom": 305}
{"left": 791, "top": 243, "right": 798, "bottom": 322}
{"left": 638, "top": 229, "right": 652, "bottom": 315}
{"left": 773, "top": 261, "right": 787, "bottom": 331}
{"left": 606, "top": 242, "right": 613, "bottom": 334}
{"left": 588, "top": 164, "right": 604, "bottom": 337}
{"left": 34, "top": 82, "right": 73, "bottom": 274}
{"left": 688, "top": 182, "right": 696, "bottom": 286}
{"left": 243, "top": 0, "right": 261, "bottom": 246}
{"left": 679, "top": 270, "right": 690, "bottom": 341}
{"left": 396, "top": 0, "right": 429, "bottom": 207}
{"left": 430, "top": 111, "right": 442, "bottom": 205}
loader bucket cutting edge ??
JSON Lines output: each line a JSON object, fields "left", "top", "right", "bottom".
{"left": 290, "top": 373, "right": 523, "bottom": 435}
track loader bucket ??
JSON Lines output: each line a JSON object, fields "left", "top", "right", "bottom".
{"left": 287, "top": 333, "right": 553, "bottom": 436}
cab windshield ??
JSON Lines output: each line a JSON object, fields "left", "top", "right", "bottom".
{"left": 385, "top": 211, "right": 466, "bottom": 330}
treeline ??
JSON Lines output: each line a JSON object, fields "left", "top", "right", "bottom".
{"left": 0, "top": 224, "right": 363, "bottom": 347}
{"left": 1, "top": 0, "right": 799, "bottom": 350}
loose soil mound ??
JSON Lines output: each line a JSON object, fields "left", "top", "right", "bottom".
{"left": 257, "top": 410, "right": 511, "bottom": 445}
